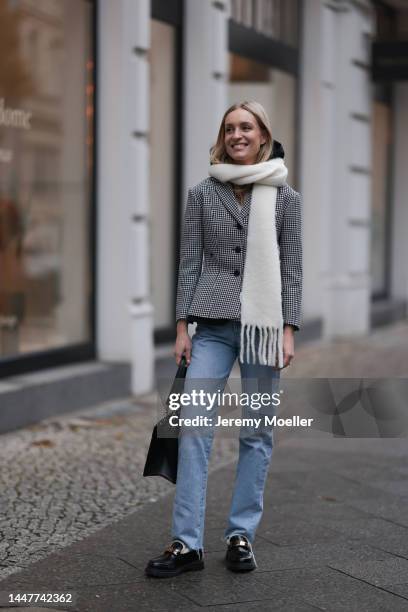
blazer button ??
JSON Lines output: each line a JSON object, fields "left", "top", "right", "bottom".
{"left": 233, "top": 270, "right": 240, "bottom": 276}
{"left": 236, "top": 222, "right": 242, "bottom": 230}
{"left": 235, "top": 246, "right": 241, "bottom": 253}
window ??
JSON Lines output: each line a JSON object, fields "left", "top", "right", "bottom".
{"left": 150, "top": 19, "right": 177, "bottom": 331}
{"left": 0, "top": 0, "right": 94, "bottom": 359}
{"left": 230, "top": 0, "right": 299, "bottom": 47}
{"left": 371, "top": 97, "right": 393, "bottom": 297}
{"left": 149, "top": 0, "right": 183, "bottom": 341}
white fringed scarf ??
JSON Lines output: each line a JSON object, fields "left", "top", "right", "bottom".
{"left": 209, "top": 158, "right": 288, "bottom": 368}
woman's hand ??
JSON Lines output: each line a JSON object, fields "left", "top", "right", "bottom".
{"left": 174, "top": 320, "right": 192, "bottom": 366}
{"left": 282, "top": 324, "right": 295, "bottom": 368}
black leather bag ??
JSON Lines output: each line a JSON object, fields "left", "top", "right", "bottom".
{"left": 142, "top": 356, "right": 188, "bottom": 484}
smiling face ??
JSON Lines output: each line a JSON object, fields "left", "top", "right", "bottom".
{"left": 224, "top": 108, "right": 266, "bottom": 165}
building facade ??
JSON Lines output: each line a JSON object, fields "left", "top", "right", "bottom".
{"left": 0, "top": 0, "right": 407, "bottom": 409}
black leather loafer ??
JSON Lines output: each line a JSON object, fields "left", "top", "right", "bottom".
{"left": 225, "top": 535, "right": 257, "bottom": 572}
{"left": 145, "top": 540, "right": 204, "bottom": 578}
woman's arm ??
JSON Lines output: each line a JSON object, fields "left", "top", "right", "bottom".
{"left": 279, "top": 190, "right": 302, "bottom": 330}
{"left": 175, "top": 188, "right": 204, "bottom": 322}
{"left": 174, "top": 188, "right": 204, "bottom": 364}
{"left": 280, "top": 191, "right": 302, "bottom": 366}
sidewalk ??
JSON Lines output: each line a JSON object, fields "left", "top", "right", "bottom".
{"left": 0, "top": 322, "right": 407, "bottom": 611}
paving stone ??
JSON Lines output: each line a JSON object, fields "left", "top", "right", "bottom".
{"left": 232, "top": 539, "right": 394, "bottom": 572}
{"left": 347, "top": 497, "right": 408, "bottom": 528}
{"left": 319, "top": 517, "right": 408, "bottom": 541}
{"left": 356, "top": 479, "right": 408, "bottom": 497}
{"left": 72, "top": 582, "right": 201, "bottom": 612}
{"left": 361, "top": 533, "right": 408, "bottom": 559}
{"left": 63, "top": 527, "right": 173, "bottom": 565}
{"left": 382, "top": 583, "right": 408, "bottom": 599}
{"left": 328, "top": 557, "right": 408, "bottom": 588}
{"left": 202, "top": 600, "right": 317, "bottom": 611}
{"left": 159, "top": 571, "right": 286, "bottom": 607}
{"left": 256, "top": 518, "right": 343, "bottom": 546}
{"left": 0, "top": 554, "right": 138, "bottom": 590}
{"left": 262, "top": 499, "right": 373, "bottom": 522}
{"left": 264, "top": 470, "right": 395, "bottom": 504}
{"left": 0, "top": 609, "right": 72, "bottom": 612}
{"left": 254, "top": 567, "right": 408, "bottom": 611}
{"left": 331, "top": 464, "right": 407, "bottom": 486}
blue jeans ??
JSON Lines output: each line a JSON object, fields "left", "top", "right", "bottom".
{"left": 171, "top": 320, "right": 280, "bottom": 551}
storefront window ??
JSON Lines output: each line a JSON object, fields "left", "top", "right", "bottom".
{"left": 0, "top": 0, "right": 94, "bottom": 358}
{"left": 371, "top": 100, "right": 392, "bottom": 297}
{"left": 229, "top": 53, "right": 297, "bottom": 186}
{"left": 230, "top": 0, "right": 299, "bottom": 47}
{"left": 150, "top": 18, "right": 176, "bottom": 331}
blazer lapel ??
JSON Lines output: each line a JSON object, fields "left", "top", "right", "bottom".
{"left": 213, "top": 179, "right": 243, "bottom": 225}
{"left": 240, "top": 188, "right": 252, "bottom": 219}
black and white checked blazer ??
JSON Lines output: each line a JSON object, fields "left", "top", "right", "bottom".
{"left": 175, "top": 177, "right": 302, "bottom": 330}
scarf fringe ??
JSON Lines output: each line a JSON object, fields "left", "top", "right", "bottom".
{"left": 240, "top": 323, "right": 283, "bottom": 368}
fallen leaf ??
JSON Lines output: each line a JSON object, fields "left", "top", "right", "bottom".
{"left": 31, "top": 439, "right": 55, "bottom": 448}
{"left": 318, "top": 495, "right": 337, "bottom": 502}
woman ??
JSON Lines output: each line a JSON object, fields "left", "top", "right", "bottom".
{"left": 145, "top": 101, "right": 302, "bottom": 578}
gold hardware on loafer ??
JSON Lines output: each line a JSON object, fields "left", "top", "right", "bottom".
{"left": 231, "top": 537, "right": 251, "bottom": 548}
{"left": 164, "top": 545, "right": 181, "bottom": 555}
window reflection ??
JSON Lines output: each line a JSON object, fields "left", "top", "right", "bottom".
{"left": 150, "top": 19, "right": 176, "bottom": 331}
{"left": 371, "top": 101, "right": 392, "bottom": 296}
{"left": 0, "top": 0, "right": 93, "bottom": 357}
{"left": 230, "top": 0, "right": 299, "bottom": 47}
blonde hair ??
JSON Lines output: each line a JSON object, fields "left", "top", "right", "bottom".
{"left": 210, "top": 100, "right": 273, "bottom": 165}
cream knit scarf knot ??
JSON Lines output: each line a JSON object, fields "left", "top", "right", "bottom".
{"left": 209, "top": 158, "right": 288, "bottom": 368}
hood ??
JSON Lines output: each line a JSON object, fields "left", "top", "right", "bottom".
{"left": 270, "top": 139, "right": 285, "bottom": 160}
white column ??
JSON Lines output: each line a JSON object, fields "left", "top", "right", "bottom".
{"left": 183, "top": 0, "right": 229, "bottom": 196}
{"left": 299, "top": 0, "right": 328, "bottom": 326}
{"left": 97, "top": 0, "right": 154, "bottom": 394}
{"left": 326, "top": 0, "right": 374, "bottom": 338}
{"left": 300, "top": 0, "right": 374, "bottom": 339}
